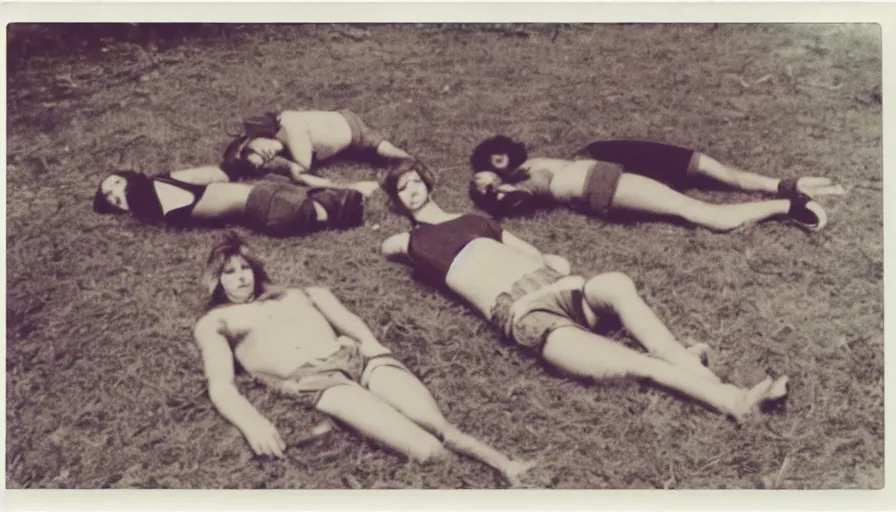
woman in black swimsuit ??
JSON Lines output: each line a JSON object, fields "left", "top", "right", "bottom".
{"left": 92, "top": 166, "right": 376, "bottom": 237}
{"left": 379, "top": 161, "right": 789, "bottom": 423}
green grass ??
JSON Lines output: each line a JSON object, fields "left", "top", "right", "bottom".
{"left": 5, "top": 23, "right": 882, "bottom": 489}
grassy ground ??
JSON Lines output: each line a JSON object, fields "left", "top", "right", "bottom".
{"left": 5, "top": 24, "right": 882, "bottom": 489}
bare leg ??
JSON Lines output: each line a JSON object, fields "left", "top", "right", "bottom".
{"left": 692, "top": 153, "right": 845, "bottom": 198}
{"left": 541, "top": 327, "right": 781, "bottom": 422}
{"left": 315, "top": 383, "right": 449, "bottom": 463}
{"left": 583, "top": 272, "right": 722, "bottom": 382}
{"left": 365, "top": 365, "right": 534, "bottom": 485}
{"left": 612, "top": 173, "right": 797, "bottom": 232}
{"left": 168, "top": 165, "right": 232, "bottom": 184}
{"left": 375, "top": 140, "right": 416, "bottom": 162}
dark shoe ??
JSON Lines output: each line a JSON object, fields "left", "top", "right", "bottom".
{"left": 788, "top": 193, "right": 827, "bottom": 232}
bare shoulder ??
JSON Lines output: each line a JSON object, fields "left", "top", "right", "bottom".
{"left": 381, "top": 231, "right": 411, "bottom": 257}
{"left": 193, "top": 309, "right": 227, "bottom": 341}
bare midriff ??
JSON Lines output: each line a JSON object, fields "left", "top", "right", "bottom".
{"left": 227, "top": 290, "right": 344, "bottom": 379}
{"left": 279, "top": 110, "right": 354, "bottom": 161}
{"left": 444, "top": 238, "right": 545, "bottom": 318}
{"left": 191, "top": 183, "right": 254, "bottom": 221}
{"left": 519, "top": 158, "right": 593, "bottom": 204}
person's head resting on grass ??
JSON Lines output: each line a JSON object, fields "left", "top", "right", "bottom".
{"left": 468, "top": 171, "right": 539, "bottom": 219}
{"left": 382, "top": 159, "right": 437, "bottom": 218}
{"left": 221, "top": 114, "right": 284, "bottom": 177}
{"left": 93, "top": 170, "right": 162, "bottom": 221}
{"left": 469, "top": 134, "right": 528, "bottom": 177}
{"left": 201, "top": 232, "right": 276, "bottom": 311}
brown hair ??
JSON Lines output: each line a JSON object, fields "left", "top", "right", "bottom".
{"left": 201, "top": 232, "right": 276, "bottom": 312}
{"left": 381, "top": 159, "right": 436, "bottom": 217}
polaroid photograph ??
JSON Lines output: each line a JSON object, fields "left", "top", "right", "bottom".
{"left": 3, "top": 1, "right": 891, "bottom": 511}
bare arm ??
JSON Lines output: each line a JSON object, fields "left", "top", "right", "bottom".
{"left": 194, "top": 313, "right": 286, "bottom": 458}
{"left": 277, "top": 112, "right": 314, "bottom": 172}
{"left": 261, "top": 155, "right": 378, "bottom": 196}
{"left": 304, "top": 287, "right": 391, "bottom": 356}
{"left": 167, "top": 165, "right": 231, "bottom": 184}
{"left": 380, "top": 232, "right": 411, "bottom": 263}
{"left": 501, "top": 230, "right": 571, "bottom": 275}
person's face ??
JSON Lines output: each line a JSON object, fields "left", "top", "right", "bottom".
{"left": 489, "top": 153, "right": 510, "bottom": 171}
{"left": 396, "top": 171, "right": 430, "bottom": 212}
{"left": 473, "top": 171, "right": 501, "bottom": 193}
{"left": 473, "top": 171, "right": 515, "bottom": 200}
{"left": 243, "top": 138, "right": 283, "bottom": 168}
{"left": 220, "top": 254, "right": 256, "bottom": 304}
{"left": 100, "top": 174, "right": 130, "bottom": 211}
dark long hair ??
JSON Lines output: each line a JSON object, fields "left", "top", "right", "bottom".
{"left": 92, "top": 170, "right": 164, "bottom": 222}
{"left": 469, "top": 135, "right": 529, "bottom": 177}
{"left": 201, "top": 232, "right": 277, "bottom": 312}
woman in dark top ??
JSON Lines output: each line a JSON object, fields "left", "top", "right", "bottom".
{"left": 379, "top": 161, "right": 789, "bottom": 423}
{"left": 92, "top": 166, "right": 377, "bottom": 237}
{"left": 469, "top": 135, "right": 844, "bottom": 231}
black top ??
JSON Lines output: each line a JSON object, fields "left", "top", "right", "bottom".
{"left": 138, "top": 175, "right": 208, "bottom": 225}
{"left": 407, "top": 214, "right": 503, "bottom": 285}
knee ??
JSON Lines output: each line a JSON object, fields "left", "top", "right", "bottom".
{"left": 584, "top": 272, "right": 637, "bottom": 308}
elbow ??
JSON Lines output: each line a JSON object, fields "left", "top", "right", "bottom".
{"left": 207, "top": 380, "right": 238, "bottom": 407}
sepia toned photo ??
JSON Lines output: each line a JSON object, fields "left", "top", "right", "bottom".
{"left": 3, "top": 2, "right": 887, "bottom": 506}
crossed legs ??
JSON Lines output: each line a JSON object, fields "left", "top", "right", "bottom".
{"left": 540, "top": 272, "right": 787, "bottom": 421}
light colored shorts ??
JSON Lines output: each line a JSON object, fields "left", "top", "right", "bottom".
{"left": 490, "top": 268, "right": 596, "bottom": 353}
{"left": 276, "top": 338, "right": 409, "bottom": 408}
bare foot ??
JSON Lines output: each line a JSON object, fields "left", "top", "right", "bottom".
{"left": 797, "top": 177, "right": 846, "bottom": 198}
{"left": 731, "top": 377, "right": 774, "bottom": 423}
{"left": 761, "top": 376, "right": 789, "bottom": 410}
{"left": 503, "top": 459, "right": 537, "bottom": 488}
{"left": 731, "top": 375, "right": 790, "bottom": 422}
{"left": 685, "top": 341, "right": 711, "bottom": 367}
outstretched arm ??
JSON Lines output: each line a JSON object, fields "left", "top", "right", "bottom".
{"left": 380, "top": 232, "right": 411, "bottom": 263}
{"left": 167, "top": 165, "right": 232, "bottom": 184}
{"left": 501, "top": 230, "right": 571, "bottom": 275}
{"left": 261, "top": 155, "right": 378, "bottom": 196}
{"left": 194, "top": 313, "right": 286, "bottom": 458}
{"left": 305, "top": 287, "right": 391, "bottom": 356}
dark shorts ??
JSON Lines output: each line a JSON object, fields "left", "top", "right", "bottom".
{"left": 338, "top": 110, "right": 386, "bottom": 152}
{"left": 579, "top": 161, "right": 625, "bottom": 217}
{"left": 582, "top": 140, "right": 699, "bottom": 191}
{"left": 277, "top": 339, "right": 410, "bottom": 408}
{"left": 243, "top": 182, "right": 318, "bottom": 237}
{"left": 490, "top": 268, "right": 597, "bottom": 353}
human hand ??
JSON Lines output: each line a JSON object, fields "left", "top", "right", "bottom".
{"left": 243, "top": 418, "right": 286, "bottom": 458}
